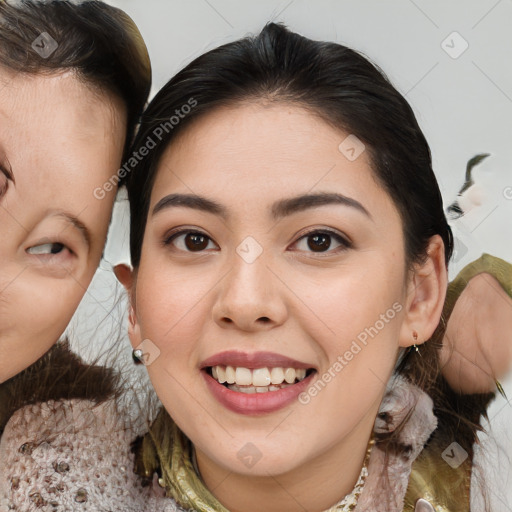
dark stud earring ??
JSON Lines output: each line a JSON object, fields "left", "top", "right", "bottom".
{"left": 132, "top": 349, "right": 144, "bottom": 365}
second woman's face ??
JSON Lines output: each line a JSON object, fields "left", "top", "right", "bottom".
{"left": 130, "top": 103, "right": 419, "bottom": 478}
{"left": 0, "top": 70, "right": 126, "bottom": 383}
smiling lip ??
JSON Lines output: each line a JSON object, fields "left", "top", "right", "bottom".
{"left": 200, "top": 351, "right": 313, "bottom": 370}
{"left": 200, "top": 350, "right": 316, "bottom": 415}
{"left": 202, "top": 370, "right": 315, "bottom": 415}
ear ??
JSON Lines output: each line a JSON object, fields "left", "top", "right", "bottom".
{"left": 398, "top": 235, "right": 448, "bottom": 348}
{"left": 114, "top": 263, "right": 143, "bottom": 349}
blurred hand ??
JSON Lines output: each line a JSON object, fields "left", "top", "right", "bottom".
{"left": 440, "top": 272, "right": 512, "bottom": 394}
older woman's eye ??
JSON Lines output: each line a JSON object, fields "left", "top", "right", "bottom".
{"left": 27, "top": 242, "right": 68, "bottom": 256}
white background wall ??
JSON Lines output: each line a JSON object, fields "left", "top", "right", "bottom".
{"left": 66, "top": 1, "right": 512, "bottom": 509}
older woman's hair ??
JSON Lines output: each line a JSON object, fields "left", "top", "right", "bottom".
{"left": 0, "top": 0, "right": 152, "bottom": 177}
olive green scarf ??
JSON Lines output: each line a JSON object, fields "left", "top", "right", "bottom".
{"left": 444, "top": 253, "right": 512, "bottom": 320}
{"left": 137, "top": 407, "right": 375, "bottom": 511}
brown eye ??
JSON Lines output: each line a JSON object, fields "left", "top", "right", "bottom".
{"left": 164, "top": 230, "right": 217, "bottom": 253}
{"left": 292, "top": 229, "right": 352, "bottom": 255}
{"left": 307, "top": 233, "right": 332, "bottom": 252}
{"left": 184, "top": 233, "right": 209, "bottom": 251}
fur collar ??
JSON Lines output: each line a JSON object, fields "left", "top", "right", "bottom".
{"left": 0, "top": 340, "right": 118, "bottom": 438}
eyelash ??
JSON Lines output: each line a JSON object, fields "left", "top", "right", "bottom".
{"left": 163, "top": 228, "right": 352, "bottom": 256}
{"left": 0, "top": 166, "right": 11, "bottom": 199}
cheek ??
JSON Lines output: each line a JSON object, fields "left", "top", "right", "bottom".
{"left": 136, "top": 270, "right": 211, "bottom": 426}
{"left": 1, "top": 272, "right": 85, "bottom": 337}
{"left": 135, "top": 265, "right": 212, "bottom": 361}
{"left": 0, "top": 276, "right": 85, "bottom": 381}
{"left": 295, "top": 268, "right": 405, "bottom": 420}
{"left": 292, "top": 262, "right": 405, "bottom": 347}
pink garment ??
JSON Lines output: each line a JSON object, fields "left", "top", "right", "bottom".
{"left": 0, "top": 375, "right": 437, "bottom": 511}
{"left": 0, "top": 399, "right": 162, "bottom": 511}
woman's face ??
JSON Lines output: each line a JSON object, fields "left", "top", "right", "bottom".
{"left": 125, "top": 103, "right": 443, "bottom": 482}
{"left": 0, "top": 69, "right": 126, "bottom": 383}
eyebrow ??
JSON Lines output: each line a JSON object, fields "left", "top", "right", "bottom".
{"left": 55, "top": 212, "right": 91, "bottom": 248}
{"left": 152, "top": 192, "right": 372, "bottom": 221}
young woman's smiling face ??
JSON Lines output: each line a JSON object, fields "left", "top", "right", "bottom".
{"left": 122, "top": 102, "right": 445, "bottom": 508}
{"left": 0, "top": 69, "right": 126, "bottom": 383}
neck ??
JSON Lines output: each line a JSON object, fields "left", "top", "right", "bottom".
{"left": 195, "top": 412, "right": 376, "bottom": 512}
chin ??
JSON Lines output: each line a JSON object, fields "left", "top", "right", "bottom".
{"left": 221, "top": 452, "right": 304, "bottom": 478}
{"left": 197, "top": 431, "right": 312, "bottom": 477}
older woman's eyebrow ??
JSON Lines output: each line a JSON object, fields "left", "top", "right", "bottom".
{"left": 54, "top": 212, "right": 91, "bottom": 248}
{"left": 152, "top": 192, "right": 371, "bottom": 221}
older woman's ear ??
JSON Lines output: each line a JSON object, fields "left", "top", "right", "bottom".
{"left": 398, "top": 235, "right": 448, "bottom": 349}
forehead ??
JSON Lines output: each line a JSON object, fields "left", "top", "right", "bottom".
{"left": 0, "top": 70, "right": 126, "bottom": 234}
{"left": 0, "top": 70, "right": 122, "bottom": 140}
{"left": 152, "top": 103, "right": 397, "bottom": 219}
{"left": 0, "top": 69, "right": 125, "bottom": 164}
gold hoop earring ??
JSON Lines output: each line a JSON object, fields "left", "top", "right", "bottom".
{"left": 412, "top": 331, "right": 420, "bottom": 354}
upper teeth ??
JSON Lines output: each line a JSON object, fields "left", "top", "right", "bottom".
{"left": 211, "top": 366, "right": 307, "bottom": 387}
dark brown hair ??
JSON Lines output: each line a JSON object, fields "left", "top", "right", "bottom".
{"left": 126, "top": 22, "right": 452, "bottom": 269}
{"left": 0, "top": 0, "right": 152, "bottom": 175}
{"left": 125, "top": 22, "right": 494, "bottom": 510}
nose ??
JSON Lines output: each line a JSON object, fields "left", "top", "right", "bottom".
{"left": 212, "top": 250, "right": 288, "bottom": 332}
